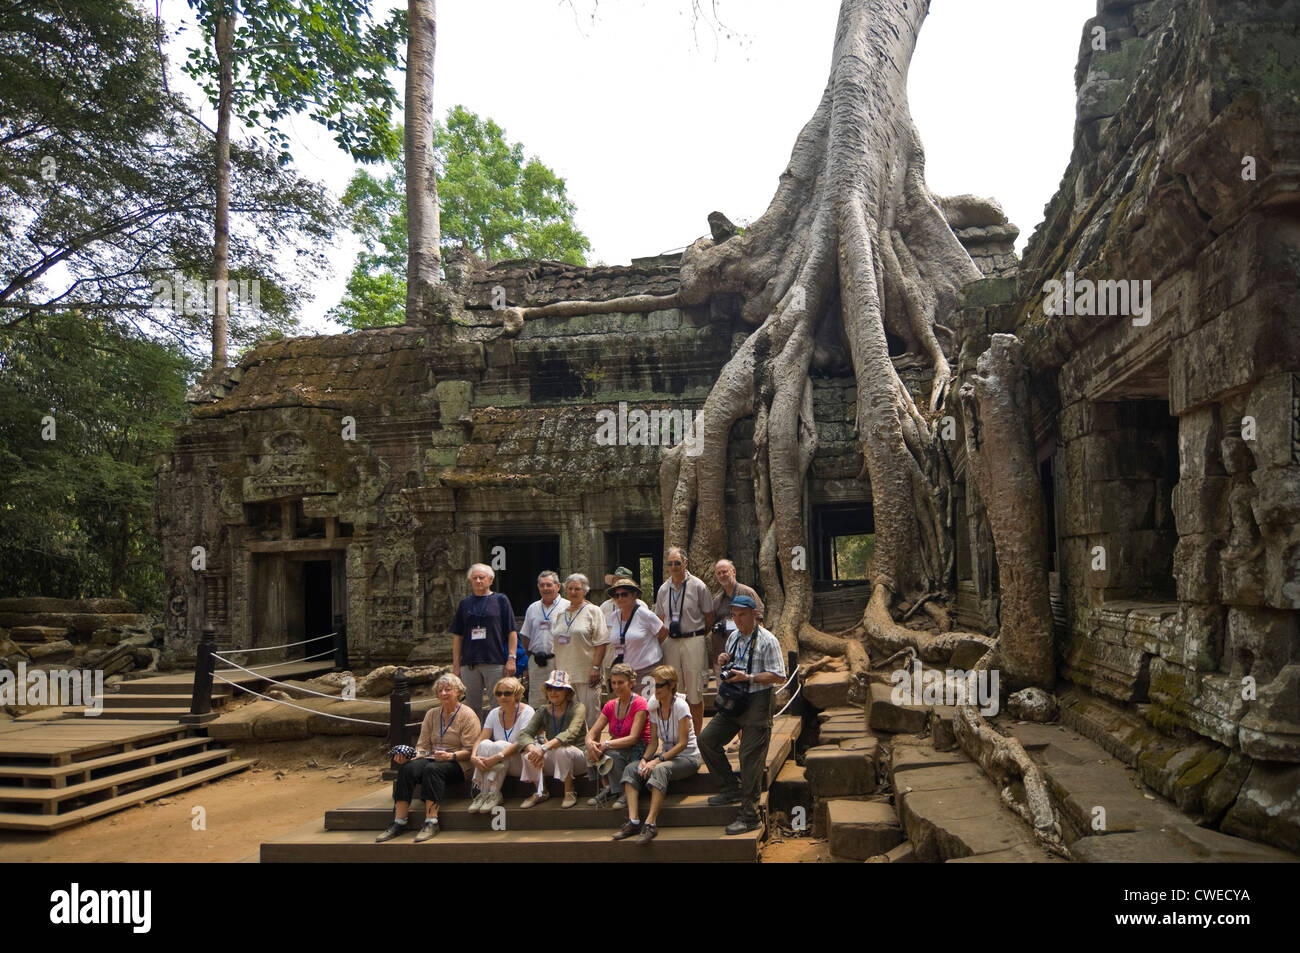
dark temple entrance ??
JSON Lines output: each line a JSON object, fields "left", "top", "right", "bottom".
{"left": 611, "top": 533, "right": 663, "bottom": 596}
{"left": 486, "top": 535, "right": 561, "bottom": 622}
{"left": 303, "top": 559, "right": 333, "bottom": 663}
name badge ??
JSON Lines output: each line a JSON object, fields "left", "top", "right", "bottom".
{"left": 471, "top": 626, "right": 487, "bottom": 641}
{"left": 557, "top": 632, "right": 571, "bottom": 644}
{"left": 538, "top": 620, "right": 551, "bottom": 632}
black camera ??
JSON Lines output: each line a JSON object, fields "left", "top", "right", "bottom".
{"left": 533, "top": 652, "right": 553, "bottom": 666}
{"left": 719, "top": 666, "right": 739, "bottom": 682}
{"left": 711, "top": 619, "right": 728, "bottom": 636}
{"left": 669, "top": 620, "right": 682, "bottom": 637}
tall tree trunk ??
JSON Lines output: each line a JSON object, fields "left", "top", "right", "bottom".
{"left": 405, "top": 0, "right": 441, "bottom": 321}
{"left": 662, "top": 0, "right": 979, "bottom": 654}
{"left": 959, "top": 334, "right": 1055, "bottom": 689}
{"left": 211, "top": 13, "right": 233, "bottom": 369}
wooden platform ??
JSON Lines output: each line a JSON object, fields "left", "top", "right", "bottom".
{"left": 90, "top": 659, "right": 334, "bottom": 721}
{"left": 261, "top": 714, "right": 801, "bottom": 863}
{"left": 0, "top": 720, "right": 248, "bottom": 832}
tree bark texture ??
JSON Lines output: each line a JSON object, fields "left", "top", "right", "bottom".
{"left": 658, "top": 0, "right": 981, "bottom": 654}
{"left": 211, "top": 13, "right": 234, "bottom": 369}
{"left": 958, "top": 334, "right": 1055, "bottom": 689}
{"left": 405, "top": 0, "right": 441, "bottom": 321}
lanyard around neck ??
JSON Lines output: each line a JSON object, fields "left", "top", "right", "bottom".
{"left": 439, "top": 704, "right": 461, "bottom": 743}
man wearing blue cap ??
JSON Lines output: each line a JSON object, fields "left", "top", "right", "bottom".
{"left": 697, "top": 593, "right": 785, "bottom": 835}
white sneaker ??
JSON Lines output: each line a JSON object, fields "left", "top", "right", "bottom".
{"left": 482, "top": 790, "right": 503, "bottom": 813}
{"left": 467, "top": 792, "right": 487, "bottom": 814}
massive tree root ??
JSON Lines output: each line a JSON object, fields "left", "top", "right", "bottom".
{"left": 656, "top": 0, "right": 984, "bottom": 659}
{"left": 505, "top": 1, "right": 1001, "bottom": 669}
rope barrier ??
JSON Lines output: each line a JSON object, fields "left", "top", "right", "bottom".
{"left": 775, "top": 679, "right": 802, "bottom": 718}
{"left": 774, "top": 664, "right": 803, "bottom": 718}
{"left": 213, "top": 648, "right": 335, "bottom": 672}
{"left": 215, "top": 633, "right": 336, "bottom": 655}
{"left": 212, "top": 674, "right": 391, "bottom": 726}
{"left": 209, "top": 654, "right": 389, "bottom": 705}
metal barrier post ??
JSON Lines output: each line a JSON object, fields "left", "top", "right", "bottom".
{"left": 333, "top": 613, "right": 349, "bottom": 670}
{"left": 181, "top": 625, "right": 217, "bottom": 725}
{"left": 384, "top": 669, "right": 412, "bottom": 780}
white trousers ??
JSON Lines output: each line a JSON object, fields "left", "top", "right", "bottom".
{"left": 471, "top": 739, "right": 523, "bottom": 793}
{"left": 519, "top": 744, "right": 587, "bottom": 790}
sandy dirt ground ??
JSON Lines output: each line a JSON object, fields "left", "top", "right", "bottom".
{"left": 0, "top": 737, "right": 389, "bottom": 863}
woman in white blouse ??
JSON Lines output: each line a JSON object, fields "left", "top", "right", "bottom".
{"left": 550, "top": 573, "right": 609, "bottom": 730}
{"left": 605, "top": 577, "right": 668, "bottom": 690}
{"left": 611, "top": 664, "right": 701, "bottom": 845}
{"left": 467, "top": 676, "right": 534, "bottom": 814}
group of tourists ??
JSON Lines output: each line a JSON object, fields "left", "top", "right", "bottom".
{"left": 376, "top": 550, "right": 785, "bottom": 845}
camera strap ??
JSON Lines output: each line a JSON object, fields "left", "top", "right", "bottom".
{"left": 728, "top": 630, "right": 759, "bottom": 675}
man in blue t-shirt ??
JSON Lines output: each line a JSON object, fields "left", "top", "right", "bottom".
{"left": 451, "top": 563, "right": 519, "bottom": 723}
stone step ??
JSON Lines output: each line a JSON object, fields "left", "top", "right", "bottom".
{"left": 261, "top": 819, "right": 762, "bottom": 863}
{"left": 1067, "top": 824, "right": 1299, "bottom": 863}
{"left": 769, "top": 762, "right": 810, "bottom": 819}
{"left": 804, "top": 739, "right": 880, "bottom": 798}
{"left": 868, "top": 682, "right": 929, "bottom": 734}
{"left": 802, "top": 672, "right": 854, "bottom": 710}
{"left": 827, "top": 799, "right": 904, "bottom": 860}
{"left": 888, "top": 741, "right": 1057, "bottom": 862}
{"left": 324, "top": 787, "right": 745, "bottom": 831}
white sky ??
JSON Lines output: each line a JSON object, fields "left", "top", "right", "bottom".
{"left": 166, "top": 0, "right": 1097, "bottom": 335}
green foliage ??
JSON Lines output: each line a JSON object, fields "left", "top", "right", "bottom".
{"left": 0, "top": 314, "right": 193, "bottom": 609}
{"left": 0, "top": 0, "right": 338, "bottom": 360}
{"left": 330, "top": 106, "right": 592, "bottom": 329}
{"left": 182, "top": 0, "right": 406, "bottom": 164}
{"left": 831, "top": 533, "right": 875, "bottom": 581}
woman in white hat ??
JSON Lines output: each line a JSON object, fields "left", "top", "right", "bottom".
{"left": 516, "top": 670, "right": 588, "bottom": 809}
{"left": 605, "top": 577, "right": 668, "bottom": 686}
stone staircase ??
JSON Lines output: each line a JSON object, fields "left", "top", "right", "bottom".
{"left": 783, "top": 665, "right": 1297, "bottom": 863}
{"left": 0, "top": 722, "right": 248, "bottom": 832}
{"left": 260, "top": 714, "right": 802, "bottom": 863}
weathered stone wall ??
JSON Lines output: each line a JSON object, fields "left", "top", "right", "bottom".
{"left": 160, "top": 218, "right": 1012, "bottom": 668}
{"left": 946, "top": 0, "right": 1300, "bottom": 850}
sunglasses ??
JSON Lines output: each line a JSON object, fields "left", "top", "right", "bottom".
{"left": 613, "top": 591, "right": 633, "bottom": 597}
{"left": 666, "top": 561, "right": 683, "bottom": 566}
{"left": 494, "top": 690, "right": 513, "bottom": 697}
{"left": 654, "top": 681, "right": 670, "bottom": 689}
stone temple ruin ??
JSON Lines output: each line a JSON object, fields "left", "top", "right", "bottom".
{"left": 156, "top": 0, "right": 1299, "bottom": 854}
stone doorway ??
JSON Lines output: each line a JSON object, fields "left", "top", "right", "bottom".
{"left": 485, "top": 535, "right": 561, "bottom": 622}
{"left": 610, "top": 533, "right": 663, "bottom": 594}
{"left": 302, "top": 559, "right": 333, "bottom": 663}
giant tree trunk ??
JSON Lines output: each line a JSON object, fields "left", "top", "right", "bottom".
{"left": 404, "top": 0, "right": 441, "bottom": 321}
{"left": 958, "top": 334, "right": 1055, "bottom": 688}
{"left": 660, "top": 0, "right": 980, "bottom": 653}
{"left": 211, "top": 13, "right": 234, "bottom": 369}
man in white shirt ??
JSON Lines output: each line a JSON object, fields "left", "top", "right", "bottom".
{"left": 518, "top": 571, "right": 568, "bottom": 709}
{"left": 653, "top": 547, "right": 715, "bottom": 737}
